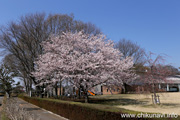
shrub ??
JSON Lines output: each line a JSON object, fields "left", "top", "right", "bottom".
{"left": 19, "top": 96, "right": 146, "bottom": 120}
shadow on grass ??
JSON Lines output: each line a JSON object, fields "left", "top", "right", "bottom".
{"left": 88, "top": 98, "right": 148, "bottom": 106}
{"left": 48, "top": 95, "right": 151, "bottom": 106}
{"left": 161, "top": 103, "right": 180, "bottom": 108}
{"left": 57, "top": 96, "right": 149, "bottom": 106}
{"left": 141, "top": 103, "right": 180, "bottom": 109}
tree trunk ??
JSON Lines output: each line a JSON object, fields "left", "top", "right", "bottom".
{"left": 47, "top": 91, "right": 49, "bottom": 98}
{"left": 152, "top": 83, "right": 157, "bottom": 104}
{"left": 122, "top": 83, "right": 126, "bottom": 94}
{"left": 122, "top": 88, "right": 126, "bottom": 94}
{"left": 29, "top": 80, "right": 32, "bottom": 97}
{"left": 39, "top": 87, "right": 42, "bottom": 97}
{"left": 36, "top": 86, "right": 42, "bottom": 97}
{"left": 59, "top": 81, "right": 62, "bottom": 96}
{"left": 6, "top": 92, "right": 10, "bottom": 98}
{"left": 29, "top": 90, "right": 32, "bottom": 97}
{"left": 84, "top": 91, "right": 89, "bottom": 103}
{"left": 78, "top": 87, "right": 81, "bottom": 99}
{"left": 51, "top": 88, "right": 53, "bottom": 97}
{"left": 110, "top": 89, "right": 113, "bottom": 95}
{"left": 39, "top": 87, "right": 44, "bottom": 98}
{"left": 55, "top": 87, "right": 58, "bottom": 97}
{"left": 24, "top": 79, "right": 28, "bottom": 95}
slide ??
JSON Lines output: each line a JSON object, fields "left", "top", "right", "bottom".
{"left": 88, "top": 90, "right": 95, "bottom": 96}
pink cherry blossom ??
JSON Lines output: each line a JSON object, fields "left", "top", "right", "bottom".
{"left": 32, "top": 31, "right": 136, "bottom": 93}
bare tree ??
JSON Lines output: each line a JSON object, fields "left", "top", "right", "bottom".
{"left": 3, "top": 54, "right": 30, "bottom": 94}
{"left": 115, "top": 39, "right": 146, "bottom": 65}
{"left": 0, "top": 64, "right": 16, "bottom": 98}
{"left": 162, "top": 65, "right": 179, "bottom": 75}
{"left": 0, "top": 13, "right": 101, "bottom": 97}
{"left": 115, "top": 39, "right": 146, "bottom": 93}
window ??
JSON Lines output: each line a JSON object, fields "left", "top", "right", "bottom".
{"left": 117, "top": 88, "right": 119, "bottom": 92}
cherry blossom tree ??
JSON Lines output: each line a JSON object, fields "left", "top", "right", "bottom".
{"left": 33, "top": 31, "right": 136, "bottom": 102}
{"left": 141, "top": 53, "right": 172, "bottom": 104}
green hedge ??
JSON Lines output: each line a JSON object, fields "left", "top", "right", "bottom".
{"left": 19, "top": 96, "right": 150, "bottom": 120}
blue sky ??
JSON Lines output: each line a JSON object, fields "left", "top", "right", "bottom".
{"left": 0, "top": 0, "right": 180, "bottom": 68}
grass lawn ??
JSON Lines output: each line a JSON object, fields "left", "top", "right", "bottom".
{"left": 20, "top": 94, "right": 180, "bottom": 120}
{"left": 89, "top": 92, "right": 180, "bottom": 115}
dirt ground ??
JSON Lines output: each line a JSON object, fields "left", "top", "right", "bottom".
{"left": 115, "top": 92, "right": 180, "bottom": 115}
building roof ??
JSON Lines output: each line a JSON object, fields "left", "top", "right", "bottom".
{"left": 129, "top": 75, "right": 180, "bottom": 85}
{"left": 166, "top": 75, "right": 180, "bottom": 84}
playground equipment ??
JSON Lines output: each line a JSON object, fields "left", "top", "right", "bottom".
{"left": 88, "top": 90, "right": 95, "bottom": 96}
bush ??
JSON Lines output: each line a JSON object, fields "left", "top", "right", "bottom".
{"left": 19, "top": 96, "right": 146, "bottom": 120}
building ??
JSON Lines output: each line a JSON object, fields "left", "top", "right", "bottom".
{"left": 52, "top": 75, "right": 180, "bottom": 97}
{"left": 91, "top": 85, "right": 122, "bottom": 95}
{"left": 158, "top": 75, "right": 180, "bottom": 92}
{"left": 125, "top": 75, "right": 180, "bottom": 93}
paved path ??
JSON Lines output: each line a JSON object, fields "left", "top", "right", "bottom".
{"left": 16, "top": 98, "right": 68, "bottom": 120}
